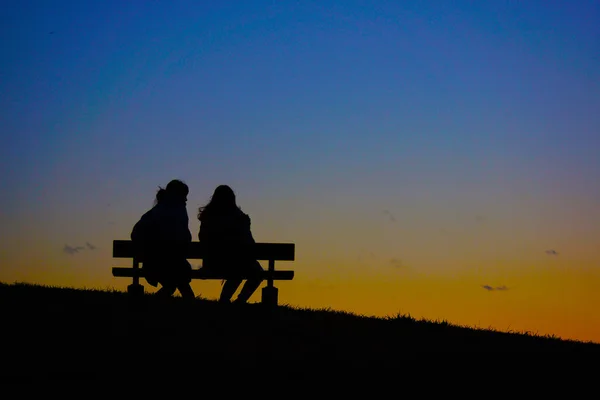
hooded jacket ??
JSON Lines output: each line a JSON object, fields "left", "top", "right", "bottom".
{"left": 131, "top": 200, "right": 192, "bottom": 286}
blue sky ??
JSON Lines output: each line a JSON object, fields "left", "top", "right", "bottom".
{"left": 3, "top": 1, "right": 599, "bottom": 212}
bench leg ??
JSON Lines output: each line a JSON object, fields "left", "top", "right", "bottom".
{"left": 262, "top": 259, "right": 279, "bottom": 307}
{"left": 261, "top": 286, "right": 278, "bottom": 307}
{"left": 128, "top": 259, "right": 144, "bottom": 297}
{"left": 127, "top": 283, "right": 144, "bottom": 296}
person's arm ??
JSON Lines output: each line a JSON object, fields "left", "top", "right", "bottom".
{"left": 131, "top": 220, "right": 143, "bottom": 241}
{"left": 242, "top": 213, "right": 256, "bottom": 244}
{"left": 198, "top": 221, "right": 208, "bottom": 242}
{"left": 130, "top": 209, "right": 156, "bottom": 261}
{"left": 176, "top": 206, "right": 192, "bottom": 242}
{"left": 131, "top": 209, "right": 153, "bottom": 241}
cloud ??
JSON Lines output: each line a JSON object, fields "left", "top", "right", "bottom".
{"left": 63, "top": 245, "right": 85, "bottom": 255}
{"left": 382, "top": 210, "right": 396, "bottom": 223}
{"left": 482, "top": 285, "right": 508, "bottom": 291}
{"left": 545, "top": 250, "right": 559, "bottom": 256}
{"left": 63, "top": 242, "right": 96, "bottom": 255}
{"left": 390, "top": 258, "right": 404, "bottom": 268}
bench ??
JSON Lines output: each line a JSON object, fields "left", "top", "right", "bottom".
{"left": 112, "top": 240, "right": 295, "bottom": 306}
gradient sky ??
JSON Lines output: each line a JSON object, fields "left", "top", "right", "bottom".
{"left": 2, "top": 0, "right": 599, "bottom": 343}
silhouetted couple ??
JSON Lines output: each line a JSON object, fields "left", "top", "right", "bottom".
{"left": 131, "top": 180, "right": 263, "bottom": 303}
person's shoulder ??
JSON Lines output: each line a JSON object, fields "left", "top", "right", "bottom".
{"left": 140, "top": 205, "right": 158, "bottom": 219}
{"left": 240, "top": 211, "right": 251, "bottom": 225}
{"left": 199, "top": 210, "right": 214, "bottom": 222}
{"left": 235, "top": 207, "right": 249, "bottom": 218}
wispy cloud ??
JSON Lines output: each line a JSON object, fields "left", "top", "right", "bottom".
{"left": 390, "top": 258, "right": 404, "bottom": 269}
{"left": 382, "top": 210, "right": 396, "bottom": 223}
{"left": 545, "top": 249, "right": 559, "bottom": 256}
{"left": 63, "top": 242, "right": 97, "bottom": 255}
{"left": 63, "top": 245, "right": 85, "bottom": 255}
{"left": 482, "top": 285, "right": 508, "bottom": 291}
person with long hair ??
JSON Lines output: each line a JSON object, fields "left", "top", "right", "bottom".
{"left": 197, "top": 184, "right": 263, "bottom": 303}
{"left": 131, "top": 179, "right": 195, "bottom": 299}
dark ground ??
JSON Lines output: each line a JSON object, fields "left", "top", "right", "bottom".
{"left": 1, "top": 282, "right": 598, "bottom": 383}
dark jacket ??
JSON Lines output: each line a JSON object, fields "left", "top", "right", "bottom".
{"left": 198, "top": 207, "right": 256, "bottom": 274}
{"left": 131, "top": 200, "right": 192, "bottom": 286}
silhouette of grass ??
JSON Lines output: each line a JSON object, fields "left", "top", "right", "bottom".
{"left": 1, "top": 281, "right": 598, "bottom": 379}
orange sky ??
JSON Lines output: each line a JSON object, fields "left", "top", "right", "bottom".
{"left": 1, "top": 202, "right": 599, "bottom": 344}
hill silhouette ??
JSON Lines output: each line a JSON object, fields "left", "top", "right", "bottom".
{"left": 2, "top": 281, "right": 598, "bottom": 380}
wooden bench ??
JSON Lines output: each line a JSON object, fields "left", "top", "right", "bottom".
{"left": 112, "top": 240, "right": 295, "bottom": 306}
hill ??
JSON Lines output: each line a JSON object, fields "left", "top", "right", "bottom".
{"left": 1, "top": 281, "right": 598, "bottom": 380}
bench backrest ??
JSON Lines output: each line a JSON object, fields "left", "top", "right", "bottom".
{"left": 112, "top": 240, "right": 295, "bottom": 261}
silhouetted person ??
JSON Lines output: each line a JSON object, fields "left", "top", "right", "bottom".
{"left": 131, "top": 179, "right": 195, "bottom": 299}
{"left": 198, "top": 185, "right": 263, "bottom": 304}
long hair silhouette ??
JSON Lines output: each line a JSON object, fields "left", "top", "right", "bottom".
{"left": 198, "top": 184, "right": 241, "bottom": 219}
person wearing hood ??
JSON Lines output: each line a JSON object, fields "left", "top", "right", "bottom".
{"left": 131, "top": 179, "right": 195, "bottom": 299}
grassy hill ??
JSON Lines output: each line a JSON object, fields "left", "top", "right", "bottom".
{"left": 2, "top": 281, "right": 598, "bottom": 379}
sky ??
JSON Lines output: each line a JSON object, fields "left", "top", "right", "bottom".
{"left": 2, "top": 0, "right": 599, "bottom": 343}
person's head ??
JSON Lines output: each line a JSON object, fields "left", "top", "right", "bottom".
{"left": 154, "top": 179, "right": 189, "bottom": 206}
{"left": 198, "top": 184, "right": 239, "bottom": 219}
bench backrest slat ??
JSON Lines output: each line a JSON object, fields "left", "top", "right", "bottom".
{"left": 112, "top": 240, "right": 295, "bottom": 261}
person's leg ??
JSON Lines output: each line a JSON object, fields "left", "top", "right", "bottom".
{"left": 155, "top": 260, "right": 178, "bottom": 298}
{"left": 175, "top": 260, "right": 195, "bottom": 300}
{"left": 235, "top": 260, "right": 264, "bottom": 304}
{"left": 177, "top": 283, "right": 195, "bottom": 300}
{"left": 219, "top": 279, "right": 242, "bottom": 303}
{"left": 156, "top": 285, "right": 176, "bottom": 298}
{"left": 234, "top": 279, "right": 261, "bottom": 303}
